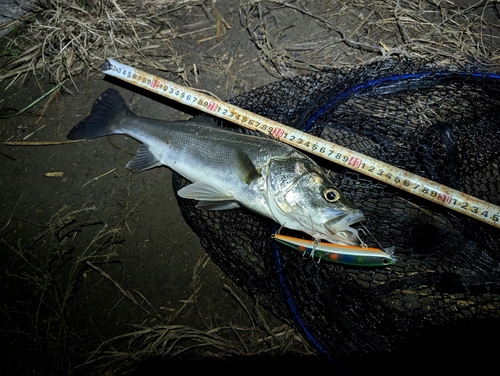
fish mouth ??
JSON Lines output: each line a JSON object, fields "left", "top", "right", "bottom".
{"left": 324, "top": 211, "right": 365, "bottom": 245}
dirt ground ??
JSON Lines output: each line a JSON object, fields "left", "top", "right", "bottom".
{"left": 0, "top": 2, "right": 324, "bottom": 374}
{"left": 1, "top": 1, "right": 499, "bottom": 374}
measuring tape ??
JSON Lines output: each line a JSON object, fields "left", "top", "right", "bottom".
{"left": 102, "top": 58, "right": 500, "bottom": 229}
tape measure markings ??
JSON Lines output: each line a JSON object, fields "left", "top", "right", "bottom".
{"left": 102, "top": 59, "right": 500, "bottom": 229}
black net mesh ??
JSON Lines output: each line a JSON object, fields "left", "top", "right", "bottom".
{"left": 172, "top": 58, "right": 500, "bottom": 373}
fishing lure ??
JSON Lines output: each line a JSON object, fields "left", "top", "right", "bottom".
{"left": 273, "top": 233, "right": 396, "bottom": 267}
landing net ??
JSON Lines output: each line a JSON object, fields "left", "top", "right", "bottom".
{"left": 172, "top": 58, "right": 500, "bottom": 372}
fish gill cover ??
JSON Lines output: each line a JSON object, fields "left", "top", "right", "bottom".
{"left": 173, "top": 57, "right": 500, "bottom": 373}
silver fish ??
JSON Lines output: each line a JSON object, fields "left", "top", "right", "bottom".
{"left": 67, "top": 89, "right": 365, "bottom": 245}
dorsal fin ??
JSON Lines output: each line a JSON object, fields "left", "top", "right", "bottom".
{"left": 191, "top": 114, "right": 218, "bottom": 127}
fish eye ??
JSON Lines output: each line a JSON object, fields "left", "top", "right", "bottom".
{"left": 323, "top": 188, "right": 340, "bottom": 202}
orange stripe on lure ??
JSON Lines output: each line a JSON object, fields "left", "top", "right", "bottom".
{"left": 273, "top": 234, "right": 396, "bottom": 267}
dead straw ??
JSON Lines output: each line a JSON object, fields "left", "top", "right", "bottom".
{"left": 85, "top": 261, "right": 164, "bottom": 322}
{"left": 1, "top": 205, "right": 121, "bottom": 374}
{"left": 2, "top": 0, "right": 498, "bottom": 86}
{"left": 241, "top": 0, "right": 499, "bottom": 77}
{"left": 82, "top": 168, "right": 117, "bottom": 187}
{"left": 3, "top": 140, "right": 84, "bottom": 145}
{"left": 0, "top": 0, "right": 202, "bottom": 86}
{"left": 79, "top": 251, "right": 310, "bottom": 374}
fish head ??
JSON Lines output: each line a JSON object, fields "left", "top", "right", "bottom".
{"left": 264, "top": 157, "right": 365, "bottom": 245}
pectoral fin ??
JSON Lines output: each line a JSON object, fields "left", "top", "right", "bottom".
{"left": 195, "top": 200, "right": 241, "bottom": 210}
{"left": 177, "top": 182, "right": 239, "bottom": 210}
{"left": 126, "top": 145, "right": 161, "bottom": 172}
{"left": 235, "top": 148, "right": 260, "bottom": 184}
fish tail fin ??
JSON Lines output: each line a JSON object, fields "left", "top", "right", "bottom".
{"left": 67, "top": 89, "right": 133, "bottom": 140}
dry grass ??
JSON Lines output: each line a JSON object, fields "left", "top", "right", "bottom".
{"left": 0, "top": 0, "right": 201, "bottom": 87}
{"left": 0, "top": 205, "right": 121, "bottom": 374}
{"left": 0, "top": 203, "right": 309, "bottom": 374}
{"left": 79, "top": 252, "right": 311, "bottom": 374}
{"left": 2, "top": 0, "right": 498, "bottom": 86}
{"left": 241, "top": 0, "right": 500, "bottom": 77}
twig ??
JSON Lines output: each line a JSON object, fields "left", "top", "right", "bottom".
{"left": 0, "top": 151, "right": 16, "bottom": 160}
{"left": 212, "top": 2, "right": 231, "bottom": 41}
{"left": 22, "top": 124, "right": 46, "bottom": 140}
{"left": 223, "top": 284, "right": 255, "bottom": 329}
{"left": 3, "top": 140, "right": 84, "bottom": 146}
{"left": 0, "top": 79, "right": 67, "bottom": 119}
{"left": 0, "top": 192, "right": 24, "bottom": 232}
{"left": 271, "top": 0, "right": 386, "bottom": 55}
{"left": 85, "top": 261, "right": 164, "bottom": 322}
{"left": 34, "top": 82, "right": 63, "bottom": 125}
{"left": 83, "top": 168, "right": 117, "bottom": 187}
